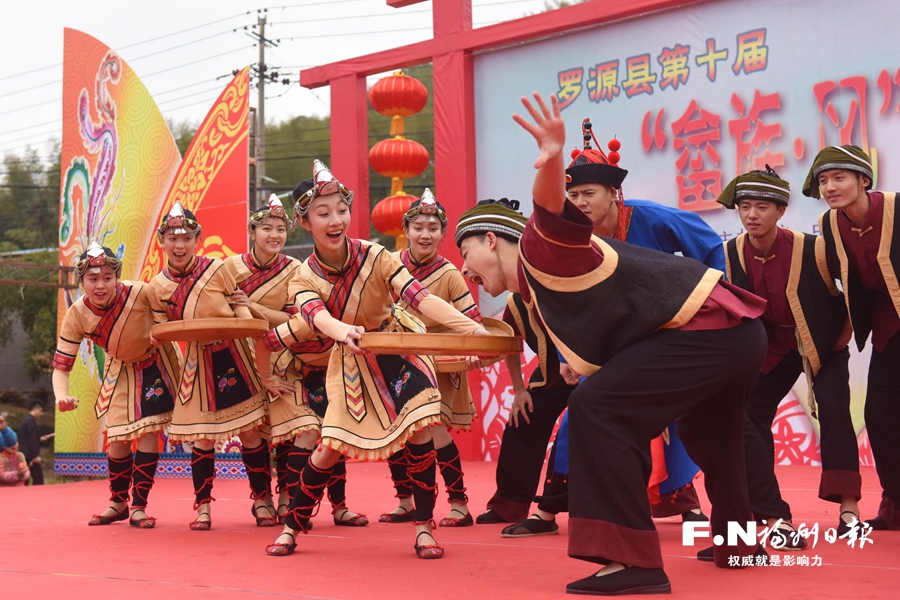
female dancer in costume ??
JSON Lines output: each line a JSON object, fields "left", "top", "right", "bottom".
{"left": 381, "top": 190, "right": 483, "bottom": 527}
{"left": 149, "top": 202, "right": 292, "bottom": 530}
{"left": 226, "top": 195, "right": 366, "bottom": 527}
{"left": 53, "top": 242, "right": 181, "bottom": 528}
{"left": 259, "top": 160, "right": 488, "bottom": 559}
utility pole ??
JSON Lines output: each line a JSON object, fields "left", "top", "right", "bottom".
{"left": 256, "top": 14, "right": 267, "bottom": 209}
{"left": 244, "top": 10, "right": 289, "bottom": 207}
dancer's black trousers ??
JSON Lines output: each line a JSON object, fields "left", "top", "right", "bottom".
{"left": 866, "top": 333, "right": 900, "bottom": 528}
{"left": 568, "top": 319, "right": 765, "bottom": 569}
{"left": 744, "top": 346, "right": 858, "bottom": 519}
{"left": 485, "top": 378, "right": 573, "bottom": 520}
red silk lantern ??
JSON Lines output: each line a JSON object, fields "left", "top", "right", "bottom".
{"left": 368, "top": 72, "right": 428, "bottom": 117}
{"left": 372, "top": 193, "right": 417, "bottom": 248}
{"left": 369, "top": 138, "right": 430, "bottom": 180}
{"left": 368, "top": 71, "right": 429, "bottom": 247}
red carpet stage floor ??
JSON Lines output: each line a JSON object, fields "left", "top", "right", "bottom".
{"left": 2, "top": 462, "right": 897, "bottom": 599}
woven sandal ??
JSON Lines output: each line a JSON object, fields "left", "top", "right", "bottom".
{"left": 88, "top": 506, "right": 128, "bottom": 526}
{"left": 266, "top": 532, "right": 297, "bottom": 557}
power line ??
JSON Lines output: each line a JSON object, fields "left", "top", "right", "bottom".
{"left": 139, "top": 45, "right": 256, "bottom": 78}
{"left": 267, "top": 8, "right": 430, "bottom": 27}
{"left": 0, "top": 79, "right": 59, "bottom": 100}
{"left": 0, "top": 128, "right": 61, "bottom": 148}
{"left": 0, "top": 138, "right": 61, "bottom": 158}
{"left": 0, "top": 75, "right": 434, "bottom": 148}
{"left": 0, "top": 0, "right": 528, "bottom": 89}
{"left": 0, "top": 80, "right": 231, "bottom": 141}
{"left": 277, "top": 26, "right": 432, "bottom": 42}
{"left": 1, "top": 3, "right": 404, "bottom": 97}
{"left": 116, "top": 10, "right": 257, "bottom": 52}
{"left": 4, "top": 97, "right": 59, "bottom": 117}
{"left": 0, "top": 119, "right": 60, "bottom": 138}
{"left": 0, "top": 23, "right": 254, "bottom": 99}
{"left": 264, "top": 82, "right": 297, "bottom": 100}
{"left": 2, "top": 73, "right": 258, "bottom": 143}
{"left": 153, "top": 75, "right": 230, "bottom": 97}
{"left": 162, "top": 94, "right": 228, "bottom": 114}
{"left": 0, "top": 12, "right": 255, "bottom": 83}
{"left": 0, "top": 63, "right": 61, "bottom": 84}
{"left": 155, "top": 84, "right": 236, "bottom": 107}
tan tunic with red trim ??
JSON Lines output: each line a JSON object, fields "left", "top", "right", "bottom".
{"left": 225, "top": 252, "right": 312, "bottom": 444}
{"left": 52, "top": 281, "right": 182, "bottom": 441}
{"left": 265, "top": 239, "right": 442, "bottom": 460}
{"left": 394, "top": 249, "right": 482, "bottom": 429}
{"left": 149, "top": 257, "right": 266, "bottom": 441}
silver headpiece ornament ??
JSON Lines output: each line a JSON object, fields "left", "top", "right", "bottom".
{"left": 156, "top": 201, "right": 201, "bottom": 242}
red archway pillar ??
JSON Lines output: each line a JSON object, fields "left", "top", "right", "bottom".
{"left": 434, "top": 49, "right": 482, "bottom": 460}
{"left": 431, "top": 2, "right": 482, "bottom": 460}
{"left": 329, "top": 74, "right": 370, "bottom": 240}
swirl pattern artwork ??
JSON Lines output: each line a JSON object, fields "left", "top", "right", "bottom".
{"left": 55, "top": 29, "right": 249, "bottom": 464}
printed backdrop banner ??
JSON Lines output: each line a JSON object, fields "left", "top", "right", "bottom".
{"left": 56, "top": 28, "right": 249, "bottom": 472}
{"left": 471, "top": 0, "right": 890, "bottom": 464}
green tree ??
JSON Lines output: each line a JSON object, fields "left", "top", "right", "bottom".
{"left": 0, "top": 143, "right": 61, "bottom": 379}
{"left": 0, "top": 146, "right": 59, "bottom": 251}
{"left": 166, "top": 118, "right": 199, "bottom": 157}
{"left": 25, "top": 300, "right": 58, "bottom": 380}
{"left": 0, "top": 251, "right": 60, "bottom": 379}
{"left": 258, "top": 113, "right": 330, "bottom": 247}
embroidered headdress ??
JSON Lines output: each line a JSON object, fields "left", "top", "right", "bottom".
{"left": 291, "top": 159, "right": 353, "bottom": 221}
{"left": 75, "top": 240, "right": 121, "bottom": 280}
{"left": 156, "top": 201, "right": 201, "bottom": 242}
{"left": 403, "top": 188, "right": 447, "bottom": 228}
{"left": 249, "top": 194, "right": 293, "bottom": 232}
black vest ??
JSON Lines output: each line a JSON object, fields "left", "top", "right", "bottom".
{"left": 505, "top": 292, "right": 559, "bottom": 388}
{"left": 819, "top": 191, "right": 900, "bottom": 351}
{"left": 520, "top": 236, "right": 722, "bottom": 375}
{"left": 725, "top": 230, "right": 846, "bottom": 374}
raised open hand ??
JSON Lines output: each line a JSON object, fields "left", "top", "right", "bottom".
{"left": 512, "top": 92, "right": 566, "bottom": 169}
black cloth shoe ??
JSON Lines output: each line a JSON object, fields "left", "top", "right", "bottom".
{"left": 566, "top": 567, "right": 671, "bottom": 596}
{"left": 681, "top": 509, "right": 708, "bottom": 522}
{"left": 501, "top": 515, "right": 559, "bottom": 538}
{"left": 475, "top": 509, "right": 508, "bottom": 524}
{"left": 768, "top": 525, "right": 808, "bottom": 551}
{"left": 837, "top": 511, "right": 860, "bottom": 537}
{"left": 864, "top": 516, "right": 888, "bottom": 531}
{"left": 697, "top": 545, "right": 768, "bottom": 565}
{"left": 696, "top": 546, "right": 714, "bottom": 562}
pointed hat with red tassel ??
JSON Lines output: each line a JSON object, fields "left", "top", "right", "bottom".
{"left": 565, "top": 118, "right": 628, "bottom": 191}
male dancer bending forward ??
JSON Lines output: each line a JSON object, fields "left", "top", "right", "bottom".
{"left": 457, "top": 92, "right": 767, "bottom": 595}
